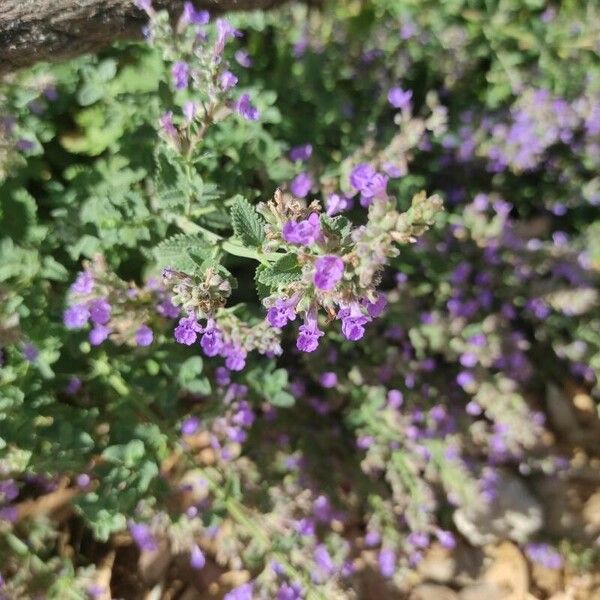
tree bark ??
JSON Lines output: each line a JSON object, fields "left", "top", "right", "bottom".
{"left": 0, "top": 0, "right": 293, "bottom": 74}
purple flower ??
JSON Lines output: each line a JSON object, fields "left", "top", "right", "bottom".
{"left": 364, "top": 294, "right": 387, "bottom": 318}
{"left": 180, "top": 2, "right": 209, "bottom": 26}
{"left": 313, "top": 255, "right": 344, "bottom": 291}
{"left": 365, "top": 531, "right": 381, "bottom": 547}
{"left": 135, "top": 325, "right": 153, "bottom": 347}
{"left": 456, "top": 371, "right": 475, "bottom": 388}
{"left": 200, "top": 323, "right": 223, "bottom": 357}
{"left": 224, "top": 583, "right": 253, "bottom": 600}
{"left": 314, "top": 545, "right": 335, "bottom": 573}
{"left": 190, "top": 544, "right": 206, "bottom": 569}
{"left": 76, "top": 473, "right": 91, "bottom": 488}
{"left": 183, "top": 101, "right": 198, "bottom": 123}
{"left": 219, "top": 70, "right": 238, "bottom": 91}
{"left": 64, "top": 303, "right": 90, "bottom": 329}
{"left": 350, "top": 163, "right": 376, "bottom": 190}
{"left": 215, "top": 19, "right": 241, "bottom": 55}
{"left": 289, "top": 144, "right": 313, "bottom": 162}
{"left": 338, "top": 302, "right": 370, "bottom": 341}
{"left": 222, "top": 343, "right": 247, "bottom": 371}
{"left": 160, "top": 111, "right": 178, "bottom": 140}
{"left": 171, "top": 61, "right": 190, "bottom": 90}
{"left": 378, "top": 548, "right": 396, "bottom": 578}
{"left": 282, "top": 213, "right": 320, "bottom": 245}
{"left": 181, "top": 416, "right": 200, "bottom": 436}
{"left": 319, "top": 372, "right": 337, "bottom": 388}
{"left": 296, "top": 310, "right": 324, "bottom": 353}
{"left": 408, "top": 532, "right": 429, "bottom": 548}
{"left": 129, "top": 522, "right": 157, "bottom": 552}
{"left": 134, "top": 0, "right": 152, "bottom": 11}
{"left": 349, "top": 163, "right": 387, "bottom": 205}
{"left": 65, "top": 377, "right": 82, "bottom": 395}
{"left": 325, "top": 193, "right": 352, "bottom": 216}
{"left": 387, "top": 87, "right": 413, "bottom": 110}
{"left": 70, "top": 271, "right": 94, "bottom": 295}
{"left": 235, "top": 49, "right": 252, "bottom": 68}
{"left": 290, "top": 172, "right": 313, "bottom": 198}
{"left": 89, "top": 325, "right": 110, "bottom": 346}
{"left": 277, "top": 582, "right": 303, "bottom": 600}
{"left": 387, "top": 389, "right": 403, "bottom": 408}
{"left": 157, "top": 298, "right": 179, "bottom": 318}
{"left": 525, "top": 543, "right": 563, "bottom": 570}
{"left": 267, "top": 296, "right": 298, "bottom": 328}
{"left": 174, "top": 315, "right": 202, "bottom": 345}
{"left": 435, "top": 529, "right": 456, "bottom": 549}
{"left": 235, "top": 94, "right": 260, "bottom": 121}
{"left": 89, "top": 298, "right": 111, "bottom": 325}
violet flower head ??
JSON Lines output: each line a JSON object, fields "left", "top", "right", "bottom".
{"left": 89, "top": 325, "right": 110, "bottom": 346}
{"left": 160, "top": 111, "right": 178, "bottom": 140}
{"left": 349, "top": 163, "right": 388, "bottom": 205}
{"left": 200, "top": 322, "right": 223, "bottom": 357}
{"left": 183, "top": 101, "right": 198, "bottom": 123}
{"left": 236, "top": 94, "right": 260, "bottom": 121}
{"left": 282, "top": 213, "right": 320, "bottom": 245}
{"left": 224, "top": 583, "right": 253, "bottom": 600}
{"left": 388, "top": 87, "right": 413, "bottom": 110}
{"left": 313, "top": 255, "right": 344, "bottom": 291}
{"left": 129, "top": 522, "right": 157, "bottom": 552}
{"left": 181, "top": 416, "right": 200, "bottom": 436}
{"left": 64, "top": 303, "right": 90, "bottom": 329}
{"left": 135, "top": 325, "right": 153, "bottom": 347}
{"left": 319, "top": 371, "right": 337, "bottom": 388}
{"left": 89, "top": 298, "right": 111, "bottom": 325}
{"left": 525, "top": 543, "right": 563, "bottom": 570}
{"left": 174, "top": 314, "right": 202, "bottom": 345}
{"left": 378, "top": 548, "right": 396, "bottom": 578}
{"left": 219, "top": 70, "right": 238, "bottom": 91}
{"left": 65, "top": 377, "right": 82, "bottom": 396}
{"left": 289, "top": 143, "right": 313, "bottom": 162}
{"left": 338, "top": 302, "right": 370, "bottom": 341}
{"left": 215, "top": 19, "right": 242, "bottom": 55}
{"left": 235, "top": 49, "right": 253, "bottom": 68}
{"left": 290, "top": 172, "right": 313, "bottom": 198}
{"left": 190, "top": 544, "right": 206, "bottom": 570}
{"left": 350, "top": 163, "right": 376, "bottom": 191}
{"left": 364, "top": 293, "right": 387, "bottom": 318}
{"left": 171, "top": 61, "right": 190, "bottom": 91}
{"left": 70, "top": 270, "right": 94, "bottom": 295}
{"left": 277, "top": 582, "right": 303, "bottom": 600}
{"left": 222, "top": 343, "right": 247, "bottom": 371}
{"left": 297, "top": 310, "right": 324, "bottom": 353}
{"left": 180, "top": 2, "right": 209, "bottom": 26}
{"left": 267, "top": 296, "right": 298, "bottom": 328}
{"left": 325, "top": 193, "right": 352, "bottom": 216}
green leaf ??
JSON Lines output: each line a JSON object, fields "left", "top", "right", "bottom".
{"left": 256, "top": 253, "right": 302, "bottom": 289}
{"left": 153, "top": 233, "right": 215, "bottom": 275}
{"left": 230, "top": 196, "right": 266, "bottom": 247}
{"left": 320, "top": 214, "right": 352, "bottom": 239}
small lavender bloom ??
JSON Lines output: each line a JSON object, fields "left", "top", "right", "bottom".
{"left": 357, "top": 435, "right": 373, "bottom": 449}
{"left": 160, "top": 111, "right": 178, "bottom": 140}
{"left": 224, "top": 583, "right": 253, "bottom": 600}
{"left": 215, "top": 366, "right": 230, "bottom": 386}
{"left": 435, "top": 529, "right": 456, "bottom": 549}
{"left": 200, "top": 324, "right": 223, "bottom": 357}
{"left": 282, "top": 213, "right": 321, "bottom": 245}
{"left": 76, "top": 473, "right": 91, "bottom": 488}
{"left": 180, "top": 2, "right": 209, "bottom": 25}
{"left": 359, "top": 173, "right": 388, "bottom": 205}
{"left": 183, "top": 101, "right": 198, "bottom": 123}
{"left": 0, "top": 480, "right": 18, "bottom": 502}
{"left": 314, "top": 545, "right": 335, "bottom": 573}
{"left": 387, "top": 389, "right": 403, "bottom": 408}
{"left": 223, "top": 343, "right": 247, "bottom": 371}
{"left": 465, "top": 401, "right": 482, "bottom": 416}
{"left": 338, "top": 302, "right": 370, "bottom": 341}
{"left": 349, "top": 163, "right": 376, "bottom": 191}
{"left": 134, "top": 0, "right": 152, "bottom": 11}
{"left": 525, "top": 543, "right": 563, "bottom": 570}
{"left": 70, "top": 270, "right": 94, "bottom": 294}
{"left": 64, "top": 303, "right": 90, "bottom": 329}
{"left": 325, "top": 193, "right": 352, "bottom": 216}
{"left": 456, "top": 371, "right": 475, "bottom": 388}
{"left": 190, "top": 544, "right": 206, "bottom": 569}
{"left": 89, "top": 325, "right": 110, "bottom": 346}
{"left": 157, "top": 298, "right": 179, "bottom": 318}
{"left": 181, "top": 416, "right": 200, "bottom": 436}
{"left": 219, "top": 70, "right": 238, "bottom": 91}
{"left": 267, "top": 297, "right": 298, "bottom": 328}
{"left": 235, "top": 94, "right": 260, "bottom": 121}
{"left": 89, "top": 298, "right": 111, "bottom": 325}
{"left": 296, "top": 310, "right": 324, "bottom": 353}
{"left": 0, "top": 505, "right": 18, "bottom": 522}
{"left": 65, "top": 377, "right": 82, "bottom": 395}
{"left": 387, "top": 87, "right": 413, "bottom": 110}
{"left": 408, "top": 532, "right": 429, "bottom": 548}
{"left": 171, "top": 61, "right": 190, "bottom": 90}
{"left": 295, "top": 517, "right": 315, "bottom": 536}
{"left": 129, "top": 522, "right": 157, "bottom": 552}
{"left": 378, "top": 548, "right": 396, "bottom": 578}
{"left": 235, "top": 49, "right": 252, "bottom": 68}
{"left": 215, "top": 19, "right": 242, "bottom": 55}
{"left": 460, "top": 352, "right": 478, "bottom": 368}
{"left": 277, "top": 582, "right": 303, "bottom": 600}
{"left": 135, "top": 325, "right": 153, "bottom": 347}
{"left": 364, "top": 294, "right": 387, "bottom": 318}
{"left": 319, "top": 372, "right": 337, "bottom": 388}
{"left": 22, "top": 343, "right": 38, "bottom": 362}
{"left": 364, "top": 530, "right": 381, "bottom": 547}
{"left": 290, "top": 172, "right": 313, "bottom": 198}
{"left": 174, "top": 315, "right": 202, "bottom": 345}
{"left": 313, "top": 255, "right": 344, "bottom": 291}
{"left": 289, "top": 143, "right": 313, "bottom": 162}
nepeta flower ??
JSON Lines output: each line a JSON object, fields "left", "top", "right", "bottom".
{"left": 236, "top": 94, "right": 260, "bottom": 121}
{"left": 200, "top": 322, "right": 223, "bottom": 356}
{"left": 160, "top": 112, "right": 178, "bottom": 140}
{"left": 157, "top": 298, "right": 179, "bottom": 318}
{"left": 325, "top": 193, "right": 352, "bottom": 216}
{"left": 350, "top": 163, "right": 376, "bottom": 190}
{"left": 70, "top": 271, "right": 94, "bottom": 295}
{"left": 235, "top": 49, "right": 252, "bottom": 68}
{"left": 190, "top": 544, "right": 206, "bottom": 569}
{"left": 89, "top": 298, "right": 111, "bottom": 325}
{"left": 387, "top": 87, "right": 413, "bottom": 109}
{"left": 364, "top": 294, "right": 387, "bottom": 317}
{"left": 134, "top": 0, "right": 152, "bottom": 12}
{"left": 224, "top": 583, "right": 253, "bottom": 600}
{"left": 183, "top": 101, "right": 198, "bottom": 123}
{"left": 282, "top": 213, "right": 320, "bottom": 245}
{"left": 89, "top": 325, "right": 110, "bottom": 346}
{"left": 219, "top": 70, "right": 238, "bottom": 91}
{"left": 313, "top": 255, "right": 344, "bottom": 290}
{"left": 129, "top": 522, "right": 157, "bottom": 552}
{"left": 277, "top": 582, "right": 303, "bottom": 600}
{"left": 65, "top": 377, "right": 82, "bottom": 395}
{"left": 289, "top": 143, "right": 313, "bottom": 162}
{"left": 349, "top": 163, "right": 388, "bottom": 205}
{"left": 290, "top": 172, "right": 313, "bottom": 198}
{"left": 181, "top": 416, "right": 200, "bottom": 436}
{"left": 338, "top": 302, "right": 370, "bottom": 341}
{"left": 64, "top": 303, "right": 90, "bottom": 329}
{"left": 223, "top": 343, "right": 247, "bottom": 371}
{"left": 172, "top": 61, "right": 190, "bottom": 90}
{"left": 267, "top": 296, "right": 298, "bottom": 328}
{"left": 180, "top": 2, "right": 209, "bottom": 26}
{"left": 378, "top": 548, "right": 396, "bottom": 578}
{"left": 23, "top": 343, "right": 38, "bottom": 362}
{"left": 135, "top": 325, "right": 153, "bottom": 347}
{"left": 215, "top": 19, "right": 241, "bottom": 55}
{"left": 174, "top": 314, "right": 202, "bottom": 345}
{"left": 297, "top": 310, "right": 324, "bottom": 352}
{"left": 320, "top": 372, "right": 337, "bottom": 387}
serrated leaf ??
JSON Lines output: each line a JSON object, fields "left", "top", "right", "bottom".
{"left": 153, "top": 233, "right": 215, "bottom": 275}
{"left": 321, "top": 214, "right": 352, "bottom": 239}
{"left": 230, "top": 196, "right": 266, "bottom": 247}
{"left": 257, "top": 253, "right": 302, "bottom": 289}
